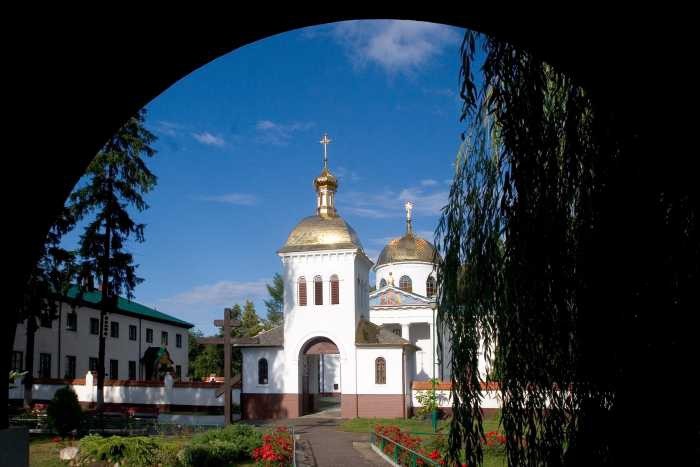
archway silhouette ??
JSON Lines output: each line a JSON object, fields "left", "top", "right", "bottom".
{"left": 6, "top": 15, "right": 693, "bottom": 466}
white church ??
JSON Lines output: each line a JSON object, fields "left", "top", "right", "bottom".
{"left": 235, "top": 135, "right": 485, "bottom": 419}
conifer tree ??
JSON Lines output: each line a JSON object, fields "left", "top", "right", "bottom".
{"left": 263, "top": 273, "right": 284, "bottom": 328}
{"left": 69, "top": 109, "right": 156, "bottom": 409}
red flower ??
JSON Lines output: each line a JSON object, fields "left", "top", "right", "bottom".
{"left": 52, "top": 436, "right": 61, "bottom": 443}
{"left": 428, "top": 449, "right": 441, "bottom": 460}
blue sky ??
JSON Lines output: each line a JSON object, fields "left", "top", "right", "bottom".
{"left": 66, "top": 20, "right": 468, "bottom": 335}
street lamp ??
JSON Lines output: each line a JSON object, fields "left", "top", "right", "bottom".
{"left": 430, "top": 301, "right": 438, "bottom": 432}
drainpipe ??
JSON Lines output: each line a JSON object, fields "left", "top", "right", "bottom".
{"left": 57, "top": 304, "right": 62, "bottom": 379}
{"left": 401, "top": 347, "right": 406, "bottom": 419}
{"left": 355, "top": 345, "right": 358, "bottom": 418}
{"left": 138, "top": 318, "right": 142, "bottom": 380}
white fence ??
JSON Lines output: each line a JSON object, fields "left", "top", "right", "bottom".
{"left": 410, "top": 381, "right": 502, "bottom": 410}
{"left": 9, "top": 372, "right": 241, "bottom": 410}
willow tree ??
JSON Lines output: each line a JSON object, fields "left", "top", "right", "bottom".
{"left": 70, "top": 109, "right": 156, "bottom": 409}
{"left": 436, "top": 30, "right": 695, "bottom": 466}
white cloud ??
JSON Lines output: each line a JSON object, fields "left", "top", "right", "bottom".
{"left": 162, "top": 280, "right": 269, "bottom": 307}
{"left": 335, "top": 166, "right": 362, "bottom": 182}
{"left": 420, "top": 179, "right": 438, "bottom": 187}
{"left": 255, "top": 120, "right": 314, "bottom": 146}
{"left": 160, "top": 280, "right": 270, "bottom": 333}
{"left": 398, "top": 187, "right": 448, "bottom": 216}
{"left": 153, "top": 120, "right": 184, "bottom": 137}
{"left": 341, "top": 184, "right": 448, "bottom": 219}
{"left": 198, "top": 193, "right": 258, "bottom": 206}
{"left": 192, "top": 131, "right": 225, "bottom": 147}
{"left": 331, "top": 20, "right": 461, "bottom": 75}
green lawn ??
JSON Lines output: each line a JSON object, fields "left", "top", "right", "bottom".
{"left": 339, "top": 414, "right": 502, "bottom": 435}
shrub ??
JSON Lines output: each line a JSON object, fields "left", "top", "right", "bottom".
{"left": 77, "top": 435, "right": 174, "bottom": 466}
{"left": 46, "top": 386, "right": 83, "bottom": 437}
{"left": 414, "top": 378, "right": 440, "bottom": 419}
{"left": 179, "top": 424, "right": 262, "bottom": 466}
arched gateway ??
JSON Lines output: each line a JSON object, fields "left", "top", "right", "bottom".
{"left": 299, "top": 337, "right": 341, "bottom": 416}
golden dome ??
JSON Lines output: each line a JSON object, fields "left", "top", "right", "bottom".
{"left": 375, "top": 233, "right": 439, "bottom": 267}
{"left": 314, "top": 167, "right": 338, "bottom": 191}
{"left": 279, "top": 215, "right": 364, "bottom": 253}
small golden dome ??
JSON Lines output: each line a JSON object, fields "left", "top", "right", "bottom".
{"left": 375, "top": 233, "right": 439, "bottom": 267}
{"left": 314, "top": 167, "right": 338, "bottom": 191}
{"left": 279, "top": 215, "right": 364, "bottom": 254}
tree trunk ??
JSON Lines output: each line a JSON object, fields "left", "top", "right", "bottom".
{"left": 23, "top": 318, "right": 37, "bottom": 409}
{"left": 96, "top": 172, "right": 113, "bottom": 411}
{"left": 1, "top": 302, "right": 23, "bottom": 428}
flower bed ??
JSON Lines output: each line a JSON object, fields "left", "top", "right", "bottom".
{"left": 372, "top": 424, "right": 507, "bottom": 466}
{"left": 252, "top": 426, "right": 294, "bottom": 466}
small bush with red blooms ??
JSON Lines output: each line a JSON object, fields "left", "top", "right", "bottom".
{"left": 252, "top": 426, "right": 294, "bottom": 466}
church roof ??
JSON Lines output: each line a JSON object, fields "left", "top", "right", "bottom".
{"left": 375, "top": 232, "right": 439, "bottom": 268}
{"left": 278, "top": 215, "right": 366, "bottom": 254}
{"left": 374, "top": 202, "right": 440, "bottom": 268}
{"left": 355, "top": 319, "right": 420, "bottom": 349}
{"left": 232, "top": 325, "right": 284, "bottom": 347}
{"left": 65, "top": 285, "right": 193, "bottom": 329}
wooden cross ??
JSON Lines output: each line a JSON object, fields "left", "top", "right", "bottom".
{"left": 196, "top": 309, "right": 241, "bottom": 426}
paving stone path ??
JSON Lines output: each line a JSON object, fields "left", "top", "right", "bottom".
{"left": 288, "top": 418, "right": 387, "bottom": 467}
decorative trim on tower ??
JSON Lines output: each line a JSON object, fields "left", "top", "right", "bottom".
{"left": 314, "top": 133, "right": 338, "bottom": 218}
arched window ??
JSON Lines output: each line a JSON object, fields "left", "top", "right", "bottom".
{"left": 298, "top": 277, "right": 307, "bottom": 306}
{"left": 258, "top": 358, "right": 268, "bottom": 385}
{"left": 399, "top": 275, "right": 412, "bottom": 293}
{"left": 380, "top": 278, "right": 387, "bottom": 288}
{"left": 426, "top": 276, "right": 436, "bottom": 297}
{"left": 330, "top": 274, "right": 340, "bottom": 305}
{"left": 314, "top": 275, "right": 323, "bottom": 305}
{"left": 375, "top": 357, "right": 386, "bottom": 384}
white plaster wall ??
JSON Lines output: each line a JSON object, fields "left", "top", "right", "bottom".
{"left": 370, "top": 307, "right": 438, "bottom": 380}
{"left": 241, "top": 348, "right": 285, "bottom": 394}
{"left": 279, "top": 248, "right": 372, "bottom": 396}
{"left": 356, "top": 347, "right": 405, "bottom": 394}
{"left": 12, "top": 303, "right": 190, "bottom": 381}
{"left": 375, "top": 262, "right": 437, "bottom": 297}
{"left": 411, "top": 389, "right": 501, "bottom": 409}
{"left": 321, "top": 354, "right": 340, "bottom": 393}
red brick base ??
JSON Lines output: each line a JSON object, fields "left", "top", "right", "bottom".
{"left": 241, "top": 393, "right": 300, "bottom": 420}
{"left": 341, "top": 394, "right": 405, "bottom": 418}
{"left": 240, "top": 393, "right": 406, "bottom": 419}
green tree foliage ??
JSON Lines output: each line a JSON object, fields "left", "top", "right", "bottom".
{"left": 69, "top": 108, "right": 157, "bottom": 409}
{"left": 191, "top": 302, "right": 265, "bottom": 380}
{"left": 438, "top": 30, "right": 697, "bottom": 466}
{"left": 263, "top": 273, "right": 284, "bottom": 328}
{"left": 241, "top": 300, "right": 263, "bottom": 337}
{"left": 18, "top": 207, "right": 76, "bottom": 407}
{"left": 191, "top": 345, "right": 224, "bottom": 381}
{"left": 46, "top": 386, "right": 82, "bottom": 437}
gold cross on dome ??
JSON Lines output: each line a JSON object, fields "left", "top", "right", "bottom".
{"left": 405, "top": 201, "right": 414, "bottom": 221}
{"left": 320, "top": 133, "right": 331, "bottom": 168}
